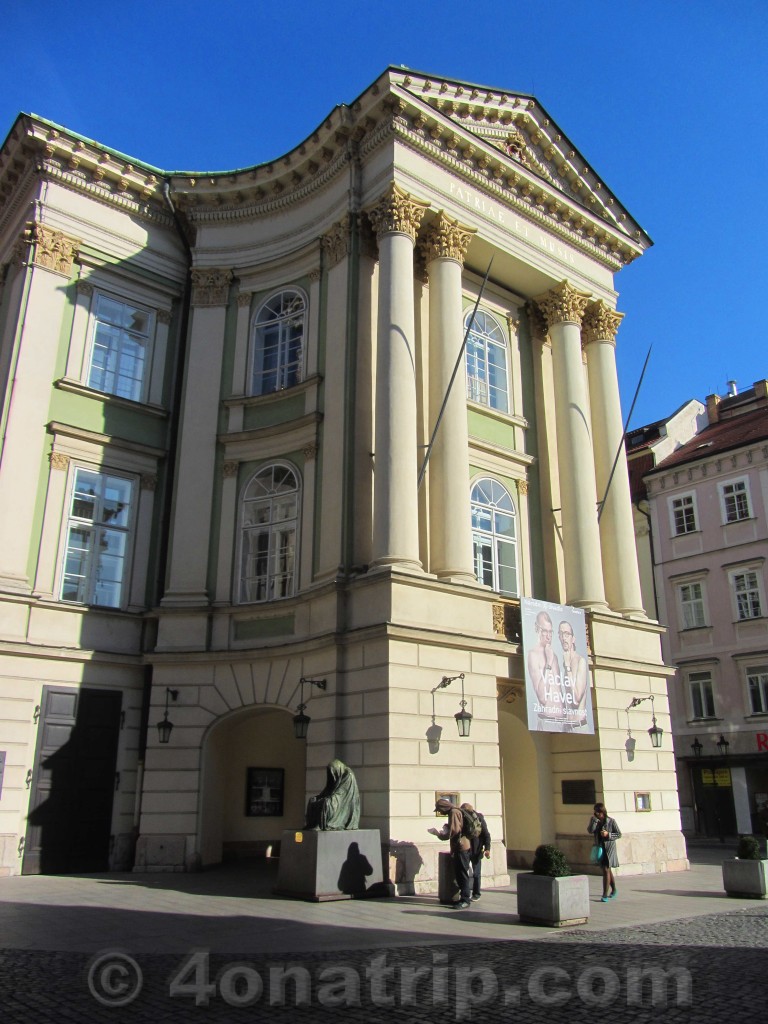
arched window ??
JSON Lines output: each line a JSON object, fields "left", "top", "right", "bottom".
{"left": 250, "top": 289, "right": 306, "bottom": 396}
{"left": 471, "top": 478, "right": 518, "bottom": 596}
{"left": 464, "top": 308, "right": 509, "bottom": 412}
{"left": 240, "top": 464, "right": 299, "bottom": 602}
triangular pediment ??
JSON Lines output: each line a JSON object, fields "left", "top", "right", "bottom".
{"left": 390, "top": 69, "right": 647, "bottom": 250}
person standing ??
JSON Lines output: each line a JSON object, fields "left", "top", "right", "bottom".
{"left": 558, "top": 619, "right": 589, "bottom": 731}
{"left": 428, "top": 798, "right": 472, "bottom": 908}
{"left": 460, "top": 802, "right": 491, "bottom": 901}
{"left": 588, "top": 802, "right": 621, "bottom": 902}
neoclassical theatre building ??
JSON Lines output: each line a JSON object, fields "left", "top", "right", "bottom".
{"left": 0, "top": 68, "right": 687, "bottom": 883}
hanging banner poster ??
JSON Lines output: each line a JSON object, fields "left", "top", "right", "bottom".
{"left": 521, "top": 597, "right": 594, "bottom": 734}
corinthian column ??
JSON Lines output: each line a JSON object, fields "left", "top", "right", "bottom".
{"left": 534, "top": 281, "right": 606, "bottom": 609}
{"left": 422, "top": 214, "right": 476, "bottom": 582}
{"left": 583, "top": 301, "right": 645, "bottom": 616}
{"left": 367, "top": 185, "right": 429, "bottom": 570}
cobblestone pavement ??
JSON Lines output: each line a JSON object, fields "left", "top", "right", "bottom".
{"left": 2, "top": 904, "right": 767, "bottom": 1023}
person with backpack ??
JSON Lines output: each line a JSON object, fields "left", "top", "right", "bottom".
{"left": 460, "top": 802, "right": 491, "bottom": 900}
{"left": 428, "top": 798, "right": 473, "bottom": 908}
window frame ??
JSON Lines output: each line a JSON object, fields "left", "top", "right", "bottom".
{"left": 719, "top": 477, "right": 752, "bottom": 524}
{"left": 58, "top": 464, "right": 136, "bottom": 610}
{"left": 238, "top": 462, "right": 301, "bottom": 604}
{"left": 249, "top": 288, "right": 307, "bottom": 397}
{"left": 728, "top": 566, "right": 765, "bottom": 621}
{"left": 668, "top": 492, "right": 698, "bottom": 536}
{"left": 470, "top": 477, "right": 518, "bottom": 597}
{"left": 687, "top": 669, "right": 716, "bottom": 720}
{"left": 677, "top": 579, "right": 708, "bottom": 630}
{"left": 463, "top": 308, "right": 510, "bottom": 413}
{"left": 746, "top": 665, "right": 768, "bottom": 715}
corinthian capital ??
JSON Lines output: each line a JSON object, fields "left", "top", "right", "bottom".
{"left": 321, "top": 216, "right": 350, "bottom": 269}
{"left": 534, "top": 280, "right": 591, "bottom": 329}
{"left": 420, "top": 213, "right": 475, "bottom": 266}
{"left": 366, "top": 184, "right": 429, "bottom": 243}
{"left": 25, "top": 223, "right": 80, "bottom": 277}
{"left": 191, "top": 267, "right": 233, "bottom": 306}
{"left": 582, "top": 300, "right": 624, "bottom": 345}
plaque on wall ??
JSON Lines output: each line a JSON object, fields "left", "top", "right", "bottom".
{"left": 245, "top": 767, "right": 285, "bottom": 817}
{"left": 561, "top": 779, "right": 596, "bottom": 805}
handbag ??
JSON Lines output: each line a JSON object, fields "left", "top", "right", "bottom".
{"left": 590, "top": 845, "right": 603, "bottom": 864}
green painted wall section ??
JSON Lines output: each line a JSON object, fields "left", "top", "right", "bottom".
{"left": 233, "top": 614, "right": 295, "bottom": 641}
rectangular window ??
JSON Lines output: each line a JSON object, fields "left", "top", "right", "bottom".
{"left": 671, "top": 495, "right": 697, "bottom": 535}
{"left": 689, "top": 670, "right": 715, "bottom": 719}
{"left": 732, "top": 570, "right": 763, "bottom": 620}
{"left": 679, "top": 581, "right": 706, "bottom": 629}
{"left": 87, "top": 293, "right": 152, "bottom": 402}
{"left": 747, "top": 667, "right": 768, "bottom": 714}
{"left": 721, "top": 479, "right": 751, "bottom": 523}
{"left": 61, "top": 468, "right": 133, "bottom": 608}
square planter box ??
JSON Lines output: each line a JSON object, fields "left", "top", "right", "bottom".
{"left": 722, "top": 858, "right": 768, "bottom": 899}
{"left": 516, "top": 872, "right": 590, "bottom": 927}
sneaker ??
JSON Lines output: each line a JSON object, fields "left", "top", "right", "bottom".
{"left": 455, "top": 900, "right": 470, "bottom": 909}
{"left": 600, "top": 896, "right": 610, "bottom": 903}
{"left": 609, "top": 890, "right": 617, "bottom": 899}
{"left": 471, "top": 894, "right": 481, "bottom": 901}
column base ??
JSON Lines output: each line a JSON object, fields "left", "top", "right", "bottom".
{"left": 435, "top": 569, "right": 480, "bottom": 586}
{"left": 369, "top": 557, "right": 423, "bottom": 573}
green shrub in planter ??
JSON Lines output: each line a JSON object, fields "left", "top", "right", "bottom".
{"left": 532, "top": 844, "right": 570, "bottom": 878}
{"left": 736, "top": 835, "right": 762, "bottom": 860}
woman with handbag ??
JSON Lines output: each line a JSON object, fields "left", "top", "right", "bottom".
{"left": 588, "top": 802, "right": 621, "bottom": 902}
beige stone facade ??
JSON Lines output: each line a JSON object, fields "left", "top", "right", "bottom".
{"left": 0, "top": 69, "right": 686, "bottom": 885}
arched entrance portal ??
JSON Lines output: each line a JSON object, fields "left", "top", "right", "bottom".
{"left": 497, "top": 695, "right": 555, "bottom": 864}
{"left": 199, "top": 706, "right": 306, "bottom": 866}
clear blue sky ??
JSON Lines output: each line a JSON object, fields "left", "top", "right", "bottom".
{"left": 2, "top": 0, "right": 765, "bottom": 427}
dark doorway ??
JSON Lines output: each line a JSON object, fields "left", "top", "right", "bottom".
{"left": 692, "top": 765, "right": 738, "bottom": 840}
{"left": 23, "top": 687, "right": 122, "bottom": 874}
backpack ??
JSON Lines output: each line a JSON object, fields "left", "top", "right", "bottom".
{"left": 461, "top": 809, "right": 483, "bottom": 839}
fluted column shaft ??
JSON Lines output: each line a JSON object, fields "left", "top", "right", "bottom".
{"left": 535, "top": 281, "right": 606, "bottom": 609}
{"left": 583, "top": 302, "right": 645, "bottom": 615}
{"left": 423, "top": 215, "right": 476, "bottom": 582}
{"left": 368, "top": 186, "right": 428, "bottom": 569}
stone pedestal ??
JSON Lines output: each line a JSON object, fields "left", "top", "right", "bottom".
{"left": 275, "top": 829, "right": 391, "bottom": 901}
{"left": 516, "top": 872, "right": 590, "bottom": 927}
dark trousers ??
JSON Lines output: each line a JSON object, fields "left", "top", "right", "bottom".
{"left": 453, "top": 847, "right": 472, "bottom": 902}
{"left": 470, "top": 850, "right": 484, "bottom": 896}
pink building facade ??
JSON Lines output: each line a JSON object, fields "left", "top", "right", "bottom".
{"left": 645, "top": 381, "right": 768, "bottom": 840}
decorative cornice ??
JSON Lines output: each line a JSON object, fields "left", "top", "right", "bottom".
{"left": 77, "top": 280, "right": 94, "bottom": 297}
{"left": 308, "top": 268, "right": 322, "bottom": 283}
{"left": 303, "top": 444, "right": 318, "bottom": 462}
{"left": 222, "top": 461, "right": 239, "bottom": 478}
{"left": 321, "top": 216, "right": 350, "bottom": 269}
{"left": 366, "top": 184, "right": 429, "bottom": 242}
{"left": 156, "top": 308, "right": 172, "bottom": 325}
{"left": 582, "top": 300, "right": 624, "bottom": 345}
{"left": 191, "top": 267, "right": 233, "bottom": 306}
{"left": 140, "top": 473, "right": 157, "bottom": 491}
{"left": 49, "top": 452, "right": 70, "bottom": 471}
{"left": 24, "top": 223, "right": 80, "bottom": 277}
{"left": 534, "top": 280, "right": 591, "bottom": 328}
{"left": 236, "top": 291, "right": 253, "bottom": 308}
{"left": 518, "top": 479, "right": 529, "bottom": 495}
{"left": 420, "top": 212, "right": 475, "bottom": 266}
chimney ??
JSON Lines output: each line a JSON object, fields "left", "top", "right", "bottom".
{"left": 706, "top": 392, "right": 721, "bottom": 424}
{"left": 727, "top": 380, "right": 738, "bottom": 396}
{"left": 753, "top": 380, "right": 768, "bottom": 401}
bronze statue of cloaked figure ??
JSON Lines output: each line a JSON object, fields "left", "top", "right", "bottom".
{"left": 305, "top": 759, "right": 360, "bottom": 830}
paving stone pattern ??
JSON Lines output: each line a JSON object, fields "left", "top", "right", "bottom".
{"left": 2, "top": 905, "right": 767, "bottom": 1024}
